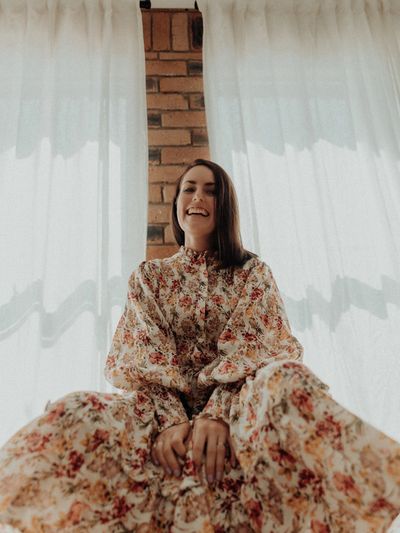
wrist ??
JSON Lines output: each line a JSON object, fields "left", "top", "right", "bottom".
{"left": 192, "top": 414, "right": 227, "bottom": 425}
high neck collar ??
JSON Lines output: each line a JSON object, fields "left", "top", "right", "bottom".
{"left": 179, "top": 245, "right": 218, "bottom": 260}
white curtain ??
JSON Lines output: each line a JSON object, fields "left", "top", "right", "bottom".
{"left": 198, "top": 0, "right": 400, "bottom": 441}
{"left": 0, "top": 0, "right": 148, "bottom": 446}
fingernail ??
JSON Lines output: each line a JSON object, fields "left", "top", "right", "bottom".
{"left": 216, "top": 472, "right": 222, "bottom": 481}
{"left": 166, "top": 468, "right": 172, "bottom": 475}
{"left": 174, "top": 469, "right": 180, "bottom": 477}
{"left": 207, "top": 475, "right": 214, "bottom": 483}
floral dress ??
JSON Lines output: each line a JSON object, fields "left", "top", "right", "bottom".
{"left": 1, "top": 245, "right": 400, "bottom": 532}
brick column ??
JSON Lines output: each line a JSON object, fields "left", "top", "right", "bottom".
{"left": 141, "top": 8, "right": 210, "bottom": 260}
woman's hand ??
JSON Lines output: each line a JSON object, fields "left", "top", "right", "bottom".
{"left": 192, "top": 416, "right": 237, "bottom": 484}
{"left": 151, "top": 421, "right": 191, "bottom": 477}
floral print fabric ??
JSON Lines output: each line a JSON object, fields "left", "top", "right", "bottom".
{"left": 1, "top": 245, "right": 400, "bottom": 532}
{"left": 105, "top": 246, "right": 304, "bottom": 429}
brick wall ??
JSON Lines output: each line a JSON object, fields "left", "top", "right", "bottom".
{"left": 141, "top": 8, "right": 210, "bottom": 260}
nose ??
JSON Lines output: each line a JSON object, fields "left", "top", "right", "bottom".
{"left": 192, "top": 190, "right": 204, "bottom": 202}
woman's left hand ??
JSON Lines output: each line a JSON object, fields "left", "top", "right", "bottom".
{"left": 191, "top": 416, "right": 237, "bottom": 484}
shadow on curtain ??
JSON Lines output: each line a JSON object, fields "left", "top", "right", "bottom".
{"left": 198, "top": 0, "right": 400, "bottom": 441}
{"left": 0, "top": 0, "right": 148, "bottom": 446}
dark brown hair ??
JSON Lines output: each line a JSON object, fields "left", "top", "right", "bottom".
{"left": 171, "top": 159, "right": 257, "bottom": 269}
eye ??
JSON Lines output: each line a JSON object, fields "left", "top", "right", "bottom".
{"left": 206, "top": 189, "right": 216, "bottom": 196}
{"left": 182, "top": 187, "right": 195, "bottom": 193}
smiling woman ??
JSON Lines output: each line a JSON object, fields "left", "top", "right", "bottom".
{"left": 171, "top": 158, "right": 257, "bottom": 268}
{"left": 1, "top": 160, "right": 400, "bottom": 532}
{"left": 176, "top": 165, "right": 217, "bottom": 251}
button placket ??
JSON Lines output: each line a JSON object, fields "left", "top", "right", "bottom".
{"left": 196, "top": 257, "right": 208, "bottom": 344}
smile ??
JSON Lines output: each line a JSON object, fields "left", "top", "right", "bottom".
{"left": 186, "top": 208, "right": 209, "bottom": 217}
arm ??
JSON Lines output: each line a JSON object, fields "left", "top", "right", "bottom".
{"left": 197, "top": 260, "right": 303, "bottom": 422}
{"left": 105, "top": 261, "right": 189, "bottom": 432}
{"left": 197, "top": 382, "right": 243, "bottom": 426}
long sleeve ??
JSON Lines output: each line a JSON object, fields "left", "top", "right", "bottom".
{"left": 197, "top": 260, "right": 304, "bottom": 396}
{"left": 197, "top": 382, "right": 244, "bottom": 426}
{"left": 105, "top": 261, "right": 189, "bottom": 432}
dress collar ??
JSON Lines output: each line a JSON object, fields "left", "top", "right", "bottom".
{"left": 179, "top": 245, "right": 219, "bottom": 261}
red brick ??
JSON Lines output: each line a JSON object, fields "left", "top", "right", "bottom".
{"left": 148, "top": 129, "right": 191, "bottom": 146}
{"left": 148, "top": 204, "right": 172, "bottom": 224}
{"left": 164, "top": 224, "right": 176, "bottom": 244}
{"left": 146, "top": 244, "right": 179, "bottom": 261}
{"left": 190, "top": 13, "right": 203, "bottom": 50}
{"left": 146, "top": 93, "right": 188, "bottom": 110}
{"left": 153, "top": 12, "right": 171, "bottom": 51}
{"left": 146, "top": 61, "right": 187, "bottom": 76}
{"left": 188, "top": 60, "right": 202, "bottom": 76}
{"left": 172, "top": 13, "right": 189, "bottom": 51}
{"left": 162, "top": 111, "right": 206, "bottom": 127}
{"left": 142, "top": 11, "right": 151, "bottom": 51}
{"left": 146, "top": 77, "right": 158, "bottom": 93}
{"left": 148, "top": 112, "right": 162, "bottom": 127}
{"left": 160, "top": 77, "right": 203, "bottom": 93}
{"left": 163, "top": 184, "right": 177, "bottom": 203}
{"left": 145, "top": 52, "right": 158, "bottom": 60}
{"left": 192, "top": 128, "right": 208, "bottom": 146}
{"left": 159, "top": 52, "right": 202, "bottom": 60}
{"left": 161, "top": 146, "right": 210, "bottom": 164}
{"left": 149, "top": 147, "right": 161, "bottom": 164}
{"left": 149, "top": 184, "right": 162, "bottom": 203}
{"left": 147, "top": 225, "right": 163, "bottom": 244}
{"left": 148, "top": 165, "right": 186, "bottom": 184}
{"left": 189, "top": 94, "right": 205, "bottom": 109}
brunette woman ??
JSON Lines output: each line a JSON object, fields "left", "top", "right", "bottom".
{"left": 1, "top": 159, "right": 400, "bottom": 532}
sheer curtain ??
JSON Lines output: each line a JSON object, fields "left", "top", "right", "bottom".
{"left": 198, "top": 0, "right": 400, "bottom": 440}
{"left": 0, "top": 0, "right": 148, "bottom": 446}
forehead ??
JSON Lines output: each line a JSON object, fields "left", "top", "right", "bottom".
{"left": 181, "top": 165, "right": 215, "bottom": 185}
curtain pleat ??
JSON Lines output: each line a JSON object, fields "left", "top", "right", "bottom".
{"left": 0, "top": 0, "right": 148, "bottom": 445}
{"left": 198, "top": 0, "right": 400, "bottom": 440}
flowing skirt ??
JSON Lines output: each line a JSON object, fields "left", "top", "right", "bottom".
{"left": 1, "top": 360, "right": 400, "bottom": 532}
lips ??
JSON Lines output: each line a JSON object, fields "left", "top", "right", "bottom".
{"left": 186, "top": 207, "right": 209, "bottom": 217}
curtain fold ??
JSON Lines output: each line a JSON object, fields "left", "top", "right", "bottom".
{"left": 0, "top": 0, "right": 148, "bottom": 446}
{"left": 198, "top": 0, "right": 400, "bottom": 440}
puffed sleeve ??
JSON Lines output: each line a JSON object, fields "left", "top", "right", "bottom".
{"left": 105, "top": 261, "right": 190, "bottom": 432}
{"left": 197, "top": 260, "right": 305, "bottom": 423}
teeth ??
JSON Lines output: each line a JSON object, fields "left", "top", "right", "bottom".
{"left": 187, "top": 208, "right": 209, "bottom": 216}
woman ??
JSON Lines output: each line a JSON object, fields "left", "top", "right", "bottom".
{"left": 1, "top": 159, "right": 400, "bottom": 532}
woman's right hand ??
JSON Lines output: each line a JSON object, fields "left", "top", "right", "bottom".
{"left": 151, "top": 421, "right": 192, "bottom": 477}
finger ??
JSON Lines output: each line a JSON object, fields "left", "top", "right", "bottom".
{"left": 164, "top": 440, "right": 181, "bottom": 477}
{"left": 183, "top": 428, "right": 193, "bottom": 450}
{"left": 205, "top": 435, "right": 218, "bottom": 483}
{"left": 171, "top": 437, "right": 186, "bottom": 459}
{"left": 156, "top": 441, "right": 172, "bottom": 476}
{"left": 151, "top": 443, "right": 160, "bottom": 466}
{"left": 228, "top": 435, "right": 237, "bottom": 467}
{"left": 215, "top": 439, "right": 226, "bottom": 481}
{"left": 192, "top": 428, "right": 206, "bottom": 469}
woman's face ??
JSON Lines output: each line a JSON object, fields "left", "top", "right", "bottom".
{"left": 176, "top": 165, "right": 217, "bottom": 246}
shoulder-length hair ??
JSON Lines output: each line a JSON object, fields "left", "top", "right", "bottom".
{"left": 171, "top": 158, "right": 257, "bottom": 269}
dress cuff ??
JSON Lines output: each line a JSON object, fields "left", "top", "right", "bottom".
{"left": 148, "top": 384, "right": 189, "bottom": 432}
{"left": 198, "top": 384, "right": 239, "bottom": 426}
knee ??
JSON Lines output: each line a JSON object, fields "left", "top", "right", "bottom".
{"left": 45, "top": 391, "right": 109, "bottom": 418}
{"left": 254, "top": 359, "right": 306, "bottom": 388}
{"left": 254, "top": 360, "right": 329, "bottom": 400}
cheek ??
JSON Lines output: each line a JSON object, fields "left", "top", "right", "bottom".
{"left": 176, "top": 198, "right": 186, "bottom": 226}
{"left": 210, "top": 200, "right": 217, "bottom": 222}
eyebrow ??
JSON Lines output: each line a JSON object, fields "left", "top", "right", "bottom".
{"left": 183, "top": 180, "right": 215, "bottom": 186}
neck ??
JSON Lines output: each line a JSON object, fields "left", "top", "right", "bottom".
{"left": 184, "top": 235, "right": 214, "bottom": 252}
